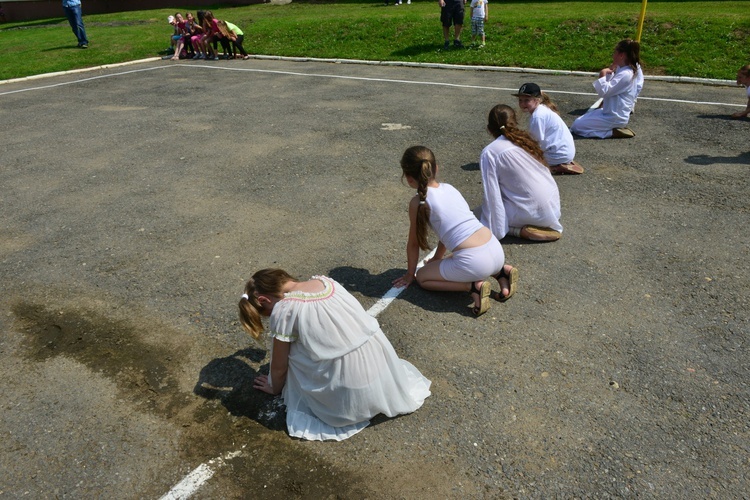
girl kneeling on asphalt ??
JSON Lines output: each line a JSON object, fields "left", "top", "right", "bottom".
{"left": 393, "top": 145, "right": 517, "bottom": 316}
{"left": 514, "top": 82, "right": 583, "bottom": 175}
{"left": 241, "top": 269, "right": 432, "bottom": 441}
{"left": 570, "top": 38, "right": 643, "bottom": 139}
{"left": 479, "top": 104, "right": 563, "bottom": 242}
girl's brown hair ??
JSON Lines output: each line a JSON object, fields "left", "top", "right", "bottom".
{"left": 238, "top": 268, "right": 294, "bottom": 340}
{"left": 400, "top": 146, "right": 436, "bottom": 251}
{"left": 539, "top": 92, "right": 559, "bottom": 114}
{"left": 615, "top": 38, "right": 641, "bottom": 74}
{"left": 487, "top": 104, "right": 546, "bottom": 164}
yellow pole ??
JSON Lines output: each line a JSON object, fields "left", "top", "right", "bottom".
{"left": 636, "top": 0, "right": 648, "bottom": 42}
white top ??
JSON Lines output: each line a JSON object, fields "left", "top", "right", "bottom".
{"left": 270, "top": 276, "right": 431, "bottom": 441}
{"left": 470, "top": 0, "right": 487, "bottom": 18}
{"left": 528, "top": 103, "right": 576, "bottom": 165}
{"left": 426, "top": 183, "right": 486, "bottom": 252}
{"left": 593, "top": 65, "right": 639, "bottom": 125}
{"left": 635, "top": 63, "right": 644, "bottom": 97}
{"left": 479, "top": 137, "right": 562, "bottom": 239}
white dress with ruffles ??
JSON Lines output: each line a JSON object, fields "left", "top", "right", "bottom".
{"left": 269, "top": 276, "right": 432, "bottom": 441}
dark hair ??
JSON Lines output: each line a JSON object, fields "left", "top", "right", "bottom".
{"left": 400, "top": 146, "right": 436, "bottom": 251}
{"left": 615, "top": 38, "right": 641, "bottom": 74}
{"left": 238, "top": 268, "right": 295, "bottom": 339}
{"left": 487, "top": 105, "right": 546, "bottom": 164}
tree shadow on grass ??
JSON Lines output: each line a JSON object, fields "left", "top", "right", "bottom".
{"left": 390, "top": 43, "right": 445, "bottom": 58}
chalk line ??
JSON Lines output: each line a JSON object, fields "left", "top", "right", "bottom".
{"left": 366, "top": 247, "right": 437, "bottom": 317}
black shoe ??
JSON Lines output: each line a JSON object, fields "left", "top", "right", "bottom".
{"left": 443, "top": 40, "right": 450, "bottom": 49}
{"left": 453, "top": 39, "right": 464, "bottom": 48}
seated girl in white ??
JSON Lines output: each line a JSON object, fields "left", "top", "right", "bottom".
{"left": 241, "top": 268, "right": 432, "bottom": 441}
{"left": 513, "top": 82, "right": 583, "bottom": 175}
{"left": 479, "top": 105, "right": 563, "bottom": 242}
{"left": 392, "top": 145, "right": 517, "bottom": 316}
{"left": 570, "top": 38, "right": 643, "bottom": 139}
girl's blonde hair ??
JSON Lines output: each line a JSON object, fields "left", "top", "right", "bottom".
{"left": 487, "top": 104, "right": 546, "bottom": 164}
{"left": 238, "top": 268, "right": 294, "bottom": 340}
{"left": 217, "top": 20, "right": 234, "bottom": 38}
{"left": 400, "top": 146, "right": 436, "bottom": 251}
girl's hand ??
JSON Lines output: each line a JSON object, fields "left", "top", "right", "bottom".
{"left": 393, "top": 273, "right": 415, "bottom": 289}
{"left": 253, "top": 375, "right": 275, "bottom": 394}
{"left": 599, "top": 67, "right": 614, "bottom": 78}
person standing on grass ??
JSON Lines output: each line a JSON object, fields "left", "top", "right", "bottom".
{"left": 440, "top": 0, "right": 466, "bottom": 49}
{"left": 469, "top": 0, "right": 487, "bottom": 48}
{"left": 62, "top": 0, "right": 88, "bottom": 48}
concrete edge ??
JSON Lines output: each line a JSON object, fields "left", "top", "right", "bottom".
{"left": 1, "top": 54, "right": 737, "bottom": 88}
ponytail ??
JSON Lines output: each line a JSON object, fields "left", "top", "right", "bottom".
{"left": 400, "top": 146, "right": 436, "bottom": 251}
{"left": 238, "top": 268, "right": 294, "bottom": 340}
{"left": 539, "top": 92, "right": 559, "bottom": 114}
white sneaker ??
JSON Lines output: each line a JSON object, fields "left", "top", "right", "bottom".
{"left": 407, "top": 0, "right": 411, "bottom": 3}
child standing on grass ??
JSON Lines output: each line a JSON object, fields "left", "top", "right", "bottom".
{"left": 731, "top": 64, "right": 750, "bottom": 119}
{"left": 469, "top": 0, "right": 487, "bottom": 48}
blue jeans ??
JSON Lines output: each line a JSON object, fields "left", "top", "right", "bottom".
{"left": 63, "top": 4, "right": 88, "bottom": 46}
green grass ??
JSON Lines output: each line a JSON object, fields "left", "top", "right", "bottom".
{"left": 0, "top": 1, "right": 748, "bottom": 81}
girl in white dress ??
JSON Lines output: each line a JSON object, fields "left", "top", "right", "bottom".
{"left": 570, "top": 38, "right": 643, "bottom": 139}
{"left": 392, "top": 146, "right": 517, "bottom": 315}
{"left": 240, "top": 268, "right": 432, "bottom": 441}
{"left": 513, "top": 82, "right": 584, "bottom": 175}
{"left": 479, "top": 105, "right": 563, "bottom": 242}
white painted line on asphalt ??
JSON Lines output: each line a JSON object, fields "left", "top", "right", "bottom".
{"left": 159, "top": 449, "right": 244, "bottom": 500}
{"left": 0, "top": 65, "right": 167, "bottom": 96}
{"left": 366, "top": 247, "right": 437, "bottom": 317}
{"left": 1, "top": 61, "right": 744, "bottom": 108}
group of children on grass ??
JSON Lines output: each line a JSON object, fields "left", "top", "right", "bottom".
{"left": 167, "top": 10, "right": 250, "bottom": 61}
{"left": 237, "top": 38, "right": 656, "bottom": 442}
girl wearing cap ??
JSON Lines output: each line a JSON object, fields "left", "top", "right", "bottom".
{"left": 571, "top": 38, "right": 643, "bottom": 139}
{"left": 514, "top": 82, "right": 583, "bottom": 175}
{"left": 479, "top": 104, "right": 563, "bottom": 242}
{"left": 240, "top": 268, "right": 431, "bottom": 441}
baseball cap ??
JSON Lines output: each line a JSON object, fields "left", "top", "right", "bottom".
{"left": 512, "top": 83, "right": 542, "bottom": 97}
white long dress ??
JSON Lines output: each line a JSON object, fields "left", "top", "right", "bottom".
{"left": 570, "top": 64, "right": 640, "bottom": 138}
{"left": 479, "top": 136, "right": 562, "bottom": 240}
{"left": 269, "top": 276, "right": 432, "bottom": 441}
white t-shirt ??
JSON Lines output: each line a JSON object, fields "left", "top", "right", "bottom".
{"left": 528, "top": 104, "right": 576, "bottom": 165}
{"left": 426, "top": 183, "right": 485, "bottom": 252}
{"left": 470, "top": 0, "right": 487, "bottom": 19}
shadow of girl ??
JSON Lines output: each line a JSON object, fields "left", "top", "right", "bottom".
{"left": 193, "top": 348, "right": 286, "bottom": 431}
